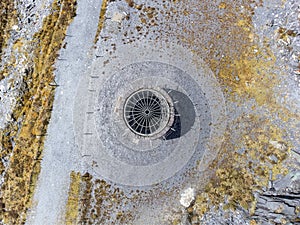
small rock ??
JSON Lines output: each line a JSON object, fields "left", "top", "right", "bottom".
{"left": 12, "top": 25, "right": 19, "bottom": 30}
{"left": 180, "top": 187, "right": 195, "bottom": 208}
{"left": 111, "top": 12, "right": 126, "bottom": 23}
{"left": 5, "top": 114, "right": 13, "bottom": 122}
{"left": 269, "top": 140, "right": 287, "bottom": 151}
{"left": 294, "top": 70, "right": 300, "bottom": 75}
{"left": 0, "top": 84, "right": 7, "bottom": 93}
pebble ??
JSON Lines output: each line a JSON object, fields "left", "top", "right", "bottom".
{"left": 180, "top": 187, "right": 195, "bottom": 208}
{"left": 111, "top": 12, "right": 126, "bottom": 23}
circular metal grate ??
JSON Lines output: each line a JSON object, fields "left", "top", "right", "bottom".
{"left": 124, "top": 89, "right": 172, "bottom": 137}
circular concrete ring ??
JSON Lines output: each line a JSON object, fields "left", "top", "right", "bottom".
{"left": 73, "top": 41, "right": 227, "bottom": 186}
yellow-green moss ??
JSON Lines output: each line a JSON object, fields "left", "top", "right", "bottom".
{"left": 65, "top": 172, "right": 138, "bottom": 224}
{"left": 0, "top": 1, "right": 77, "bottom": 224}
{"left": 94, "top": 0, "right": 109, "bottom": 44}
{"left": 65, "top": 171, "right": 81, "bottom": 225}
{"left": 193, "top": 115, "right": 290, "bottom": 217}
{"left": 78, "top": 173, "right": 93, "bottom": 223}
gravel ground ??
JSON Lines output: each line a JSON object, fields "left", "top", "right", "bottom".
{"left": 254, "top": 0, "right": 300, "bottom": 87}
{"left": 0, "top": 0, "right": 299, "bottom": 224}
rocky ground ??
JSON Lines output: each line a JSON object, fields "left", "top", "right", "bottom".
{"left": 0, "top": 0, "right": 299, "bottom": 224}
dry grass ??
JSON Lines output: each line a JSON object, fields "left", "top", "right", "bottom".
{"left": 0, "top": 0, "right": 77, "bottom": 223}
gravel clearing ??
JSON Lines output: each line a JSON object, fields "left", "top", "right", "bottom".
{"left": 0, "top": 0, "right": 299, "bottom": 224}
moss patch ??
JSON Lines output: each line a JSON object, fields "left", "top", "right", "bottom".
{"left": 0, "top": 1, "right": 18, "bottom": 80}
{"left": 65, "top": 171, "right": 81, "bottom": 225}
{"left": 65, "top": 172, "right": 135, "bottom": 224}
{"left": 0, "top": 0, "right": 77, "bottom": 224}
{"left": 194, "top": 115, "right": 290, "bottom": 217}
{"left": 94, "top": 0, "right": 109, "bottom": 44}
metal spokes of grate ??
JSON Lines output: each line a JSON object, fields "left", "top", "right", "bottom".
{"left": 124, "top": 89, "right": 171, "bottom": 137}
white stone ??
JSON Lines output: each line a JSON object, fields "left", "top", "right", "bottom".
{"left": 111, "top": 12, "right": 126, "bottom": 23}
{"left": 12, "top": 25, "right": 19, "bottom": 30}
{"left": 270, "top": 140, "right": 287, "bottom": 151}
{"left": 180, "top": 187, "right": 195, "bottom": 208}
{"left": 0, "top": 84, "right": 7, "bottom": 93}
